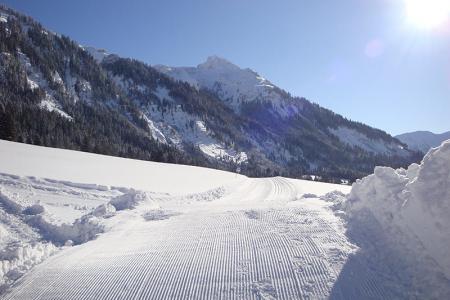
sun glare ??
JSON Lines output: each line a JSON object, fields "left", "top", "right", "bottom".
{"left": 405, "top": 0, "right": 450, "bottom": 30}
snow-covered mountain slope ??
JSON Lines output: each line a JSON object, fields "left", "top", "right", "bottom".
{"left": 396, "top": 130, "right": 450, "bottom": 153}
{"left": 104, "top": 59, "right": 249, "bottom": 165}
{"left": 129, "top": 54, "right": 417, "bottom": 178}
{"left": 0, "top": 5, "right": 419, "bottom": 182}
{"left": 155, "top": 56, "right": 293, "bottom": 114}
{"left": 156, "top": 55, "right": 413, "bottom": 157}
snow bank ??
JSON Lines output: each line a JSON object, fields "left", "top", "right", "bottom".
{"left": 0, "top": 177, "right": 147, "bottom": 293}
{"left": 181, "top": 186, "right": 226, "bottom": 202}
{"left": 346, "top": 139, "right": 450, "bottom": 280}
{"left": 109, "top": 190, "right": 151, "bottom": 211}
{"left": 0, "top": 188, "right": 22, "bottom": 214}
{"left": 320, "top": 190, "right": 346, "bottom": 211}
{"left": 0, "top": 242, "right": 57, "bottom": 290}
{"left": 44, "top": 179, "right": 110, "bottom": 191}
{"left": 27, "top": 202, "right": 116, "bottom": 245}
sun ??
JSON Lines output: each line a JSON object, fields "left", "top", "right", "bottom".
{"left": 405, "top": 0, "right": 450, "bottom": 30}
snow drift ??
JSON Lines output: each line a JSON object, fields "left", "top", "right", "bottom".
{"left": 109, "top": 190, "right": 151, "bottom": 211}
{"left": 346, "top": 139, "right": 450, "bottom": 280}
{"left": 0, "top": 242, "right": 57, "bottom": 291}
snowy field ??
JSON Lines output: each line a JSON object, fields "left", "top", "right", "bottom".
{"left": 1, "top": 140, "right": 449, "bottom": 299}
{"left": 0, "top": 140, "right": 243, "bottom": 195}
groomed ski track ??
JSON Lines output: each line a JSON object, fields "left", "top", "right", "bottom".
{"left": 4, "top": 177, "right": 362, "bottom": 300}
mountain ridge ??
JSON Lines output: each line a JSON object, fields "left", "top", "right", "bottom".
{"left": 396, "top": 131, "right": 450, "bottom": 153}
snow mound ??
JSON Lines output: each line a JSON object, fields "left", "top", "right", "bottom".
{"left": 346, "top": 139, "right": 450, "bottom": 280}
{"left": 320, "top": 190, "right": 346, "bottom": 211}
{"left": 109, "top": 190, "right": 153, "bottom": 211}
{"left": 0, "top": 242, "right": 57, "bottom": 291}
{"left": 0, "top": 172, "right": 150, "bottom": 293}
{"left": 91, "top": 203, "right": 116, "bottom": 218}
{"left": 27, "top": 208, "right": 106, "bottom": 245}
{"left": 32, "top": 196, "right": 139, "bottom": 245}
{"left": 0, "top": 188, "right": 22, "bottom": 215}
{"left": 182, "top": 186, "right": 226, "bottom": 202}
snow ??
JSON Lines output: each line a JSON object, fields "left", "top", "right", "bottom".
{"left": 342, "top": 139, "right": 450, "bottom": 296}
{"left": 51, "top": 71, "right": 64, "bottom": 86}
{"left": 0, "top": 171, "right": 133, "bottom": 290}
{"left": 330, "top": 126, "right": 409, "bottom": 156}
{"left": 141, "top": 114, "right": 167, "bottom": 143}
{"left": 83, "top": 46, "right": 110, "bottom": 63}
{"left": 76, "top": 79, "right": 93, "bottom": 103}
{"left": 153, "top": 85, "right": 173, "bottom": 102}
{"left": 0, "top": 140, "right": 357, "bottom": 298}
{"left": 26, "top": 78, "right": 39, "bottom": 90}
{"left": 16, "top": 51, "right": 73, "bottom": 120}
{"left": 109, "top": 72, "right": 248, "bottom": 164}
{"left": 39, "top": 97, "right": 73, "bottom": 121}
{"left": 109, "top": 190, "right": 152, "bottom": 211}
{"left": 1, "top": 139, "right": 449, "bottom": 298}
{"left": 155, "top": 56, "right": 301, "bottom": 117}
{"left": 0, "top": 242, "right": 57, "bottom": 288}
{"left": 194, "top": 127, "right": 248, "bottom": 164}
{"left": 1, "top": 174, "right": 354, "bottom": 299}
{"left": 0, "top": 173, "right": 120, "bottom": 225}
{"left": 0, "top": 140, "right": 243, "bottom": 195}
{"left": 0, "top": 13, "right": 8, "bottom": 23}
{"left": 126, "top": 80, "right": 249, "bottom": 163}
{"left": 62, "top": 69, "right": 93, "bottom": 104}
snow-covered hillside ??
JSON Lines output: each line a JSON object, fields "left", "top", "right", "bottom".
{"left": 396, "top": 130, "right": 450, "bottom": 153}
{"left": 155, "top": 56, "right": 298, "bottom": 116}
{"left": 155, "top": 55, "right": 412, "bottom": 159}
{"left": 1, "top": 141, "right": 449, "bottom": 298}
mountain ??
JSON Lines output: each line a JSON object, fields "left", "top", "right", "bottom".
{"left": 154, "top": 56, "right": 285, "bottom": 113}
{"left": 396, "top": 131, "right": 450, "bottom": 153}
{"left": 0, "top": 5, "right": 421, "bottom": 182}
{"left": 154, "top": 57, "right": 420, "bottom": 178}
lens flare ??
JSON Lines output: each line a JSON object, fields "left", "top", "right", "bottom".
{"left": 405, "top": 0, "right": 450, "bottom": 30}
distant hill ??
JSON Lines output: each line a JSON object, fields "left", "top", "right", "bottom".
{"left": 396, "top": 131, "right": 450, "bottom": 153}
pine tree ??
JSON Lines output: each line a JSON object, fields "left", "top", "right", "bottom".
{"left": 0, "top": 110, "right": 16, "bottom": 141}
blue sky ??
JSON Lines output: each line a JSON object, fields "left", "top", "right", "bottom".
{"left": 4, "top": 0, "right": 450, "bottom": 135}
